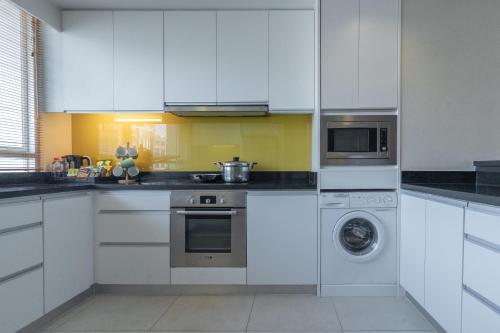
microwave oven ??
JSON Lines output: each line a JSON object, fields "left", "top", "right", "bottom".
{"left": 320, "top": 115, "right": 397, "bottom": 166}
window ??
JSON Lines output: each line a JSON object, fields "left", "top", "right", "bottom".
{"left": 0, "top": 0, "right": 41, "bottom": 172}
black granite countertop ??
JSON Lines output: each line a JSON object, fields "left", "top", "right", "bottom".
{"left": 0, "top": 172, "right": 317, "bottom": 200}
{"left": 401, "top": 170, "right": 500, "bottom": 207}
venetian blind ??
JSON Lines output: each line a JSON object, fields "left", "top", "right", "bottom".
{"left": 0, "top": 0, "right": 41, "bottom": 172}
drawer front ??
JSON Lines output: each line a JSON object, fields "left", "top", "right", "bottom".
{"left": 462, "top": 290, "right": 500, "bottom": 333}
{"left": 465, "top": 208, "right": 500, "bottom": 246}
{"left": 96, "top": 212, "right": 170, "bottom": 243}
{"left": 0, "top": 267, "right": 44, "bottom": 333}
{"left": 0, "top": 226, "right": 43, "bottom": 279}
{"left": 96, "top": 245, "right": 170, "bottom": 284}
{"left": 464, "top": 239, "right": 500, "bottom": 306}
{"left": 0, "top": 200, "right": 42, "bottom": 231}
{"left": 97, "top": 191, "right": 171, "bottom": 211}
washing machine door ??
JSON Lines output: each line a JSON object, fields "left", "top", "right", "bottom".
{"left": 333, "top": 211, "right": 385, "bottom": 262}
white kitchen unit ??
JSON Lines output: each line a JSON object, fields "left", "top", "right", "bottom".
{"left": 114, "top": 11, "right": 164, "bottom": 111}
{"left": 43, "top": 193, "right": 94, "bottom": 313}
{"left": 247, "top": 191, "right": 317, "bottom": 285}
{"left": 462, "top": 204, "right": 500, "bottom": 333}
{"left": 321, "top": 0, "right": 399, "bottom": 109}
{"left": 62, "top": 11, "right": 114, "bottom": 111}
{"left": 0, "top": 199, "right": 44, "bottom": 333}
{"left": 164, "top": 11, "right": 217, "bottom": 104}
{"left": 95, "top": 191, "right": 171, "bottom": 285}
{"left": 269, "top": 10, "right": 315, "bottom": 112}
{"left": 425, "top": 198, "right": 464, "bottom": 333}
{"left": 217, "top": 11, "right": 268, "bottom": 104}
{"left": 399, "top": 193, "right": 426, "bottom": 305}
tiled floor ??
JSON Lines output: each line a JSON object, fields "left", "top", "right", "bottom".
{"left": 39, "top": 294, "right": 437, "bottom": 333}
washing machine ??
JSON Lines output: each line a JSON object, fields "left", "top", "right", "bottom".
{"left": 320, "top": 191, "right": 398, "bottom": 297}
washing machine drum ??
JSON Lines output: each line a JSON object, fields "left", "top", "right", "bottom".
{"left": 333, "top": 211, "right": 385, "bottom": 262}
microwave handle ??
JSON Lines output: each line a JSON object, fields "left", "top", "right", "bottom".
{"left": 175, "top": 210, "right": 238, "bottom": 216}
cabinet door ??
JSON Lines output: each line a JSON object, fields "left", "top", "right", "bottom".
{"left": 269, "top": 10, "right": 315, "bottom": 111}
{"left": 359, "top": 0, "right": 399, "bottom": 108}
{"left": 44, "top": 194, "right": 93, "bottom": 312}
{"left": 321, "top": 0, "right": 359, "bottom": 109}
{"left": 425, "top": 199, "right": 464, "bottom": 333}
{"left": 62, "top": 11, "right": 113, "bottom": 111}
{"left": 400, "top": 193, "right": 426, "bottom": 305}
{"left": 165, "top": 11, "right": 217, "bottom": 104}
{"left": 114, "top": 11, "right": 164, "bottom": 111}
{"left": 217, "top": 11, "right": 268, "bottom": 104}
{"left": 247, "top": 192, "right": 317, "bottom": 285}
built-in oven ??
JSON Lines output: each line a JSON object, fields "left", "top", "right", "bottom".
{"left": 321, "top": 115, "right": 397, "bottom": 166}
{"left": 170, "top": 191, "right": 246, "bottom": 268}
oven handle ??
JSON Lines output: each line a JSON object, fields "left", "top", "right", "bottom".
{"left": 174, "top": 210, "right": 238, "bottom": 216}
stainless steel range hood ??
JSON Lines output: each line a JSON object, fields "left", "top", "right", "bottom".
{"left": 165, "top": 104, "right": 268, "bottom": 117}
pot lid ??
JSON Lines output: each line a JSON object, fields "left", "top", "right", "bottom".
{"left": 219, "top": 157, "right": 254, "bottom": 167}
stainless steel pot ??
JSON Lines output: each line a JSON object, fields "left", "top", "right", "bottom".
{"left": 214, "top": 157, "right": 257, "bottom": 183}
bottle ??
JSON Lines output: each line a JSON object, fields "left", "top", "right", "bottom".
{"left": 60, "top": 157, "right": 69, "bottom": 176}
{"left": 51, "top": 158, "right": 63, "bottom": 177}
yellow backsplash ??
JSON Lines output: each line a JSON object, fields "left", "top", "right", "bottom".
{"left": 70, "top": 113, "right": 312, "bottom": 171}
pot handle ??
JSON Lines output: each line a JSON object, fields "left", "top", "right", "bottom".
{"left": 250, "top": 162, "right": 258, "bottom": 169}
{"left": 213, "top": 162, "right": 223, "bottom": 169}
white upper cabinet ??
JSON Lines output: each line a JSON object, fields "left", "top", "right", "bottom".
{"left": 217, "top": 11, "right": 269, "bottom": 104}
{"left": 400, "top": 193, "right": 426, "bottom": 305}
{"left": 321, "top": 0, "right": 359, "bottom": 109}
{"left": 359, "top": 0, "right": 399, "bottom": 108}
{"left": 425, "top": 198, "right": 464, "bottom": 333}
{"left": 269, "top": 10, "right": 315, "bottom": 112}
{"left": 165, "top": 11, "right": 217, "bottom": 104}
{"left": 321, "top": 0, "right": 399, "bottom": 110}
{"left": 62, "top": 11, "right": 113, "bottom": 111}
{"left": 114, "top": 11, "right": 164, "bottom": 111}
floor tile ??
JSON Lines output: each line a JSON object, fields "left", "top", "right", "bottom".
{"left": 38, "top": 295, "right": 97, "bottom": 330}
{"left": 56, "top": 295, "right": 177, "bottom": 331}
{"left": 152, "top": 295, "right": 254, "bottom": 331}
{"left": 345, "top": 331, "right": 436, "bottom": 333}
{"left": 333, "top": 296, "right": 436, "bottom": 331}
{"left": 247, "top": 295, "right": 341, "bottom": 331}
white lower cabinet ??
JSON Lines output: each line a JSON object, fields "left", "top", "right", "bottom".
{"left": 44, "top": 193, "right": 94, "bottom": 313}
{"left": 0, "top": 267, "right": 44, "bottom": 333}
{"left": 247, "top": 192, "right": 317, "bottom": 285}
{"left": 96, "top": 245, "right": 170, "bottom": 284}
{"left": 462, "top": 291, "right": 500, "bottom": 333}
{"left": 424, "top": 198, "right": 464, "bottom": 333}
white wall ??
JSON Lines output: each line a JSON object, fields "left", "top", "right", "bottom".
{"left": 11, "top": 0, "right": 61, "bottom": 30}
{"left": 402, "top": 0, "right": 500, "bottom": 171}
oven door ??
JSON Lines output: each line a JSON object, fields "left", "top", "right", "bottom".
{"left": 171, "top": 208, "right": 246, "bottom": 267}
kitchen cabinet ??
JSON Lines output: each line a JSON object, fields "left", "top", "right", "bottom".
{"left": 247, "top": 192, "right": 317, "bottom": 285}
{"left": 62, "top": 11, "right": 114, "bottom": 111}
{"left": 321, "top": 0, "right": 399, "bottom": 110}
{"left": 217, "top": 11, "right": 268, "bottom": 104}
{"left": 164, "top": 11, "right": 217, "bottom": 104}
{"left": 114, "top": 11, "right": 164, "bottom": 111}
{"left": 44, "top": 193, "right": 94, "bottom": 312}
{"left": 400, "top": 193, "right": 426, "bottom": 305}
{"left": 269, "top": 10, "right": 315, "bottom": 112}
{"left": 424, "top": 198, "right": 464, "bottom": 333}
{"left": 95, "top": 191, "right": 171, "bottom": 285}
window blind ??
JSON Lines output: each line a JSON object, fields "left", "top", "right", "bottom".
{"left": 0, "top": 0, "right": 41, "bottom": 172}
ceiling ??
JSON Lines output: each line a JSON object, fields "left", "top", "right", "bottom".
{"left": 48, "top": 0, "right": 316, "bottom": 10}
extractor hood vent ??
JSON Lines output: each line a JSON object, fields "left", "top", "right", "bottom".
{"left": 165, "top": 104, "right": 268, "bottom": 117}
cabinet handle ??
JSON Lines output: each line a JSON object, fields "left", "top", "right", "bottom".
{"left": 464, "top": 285, "right": 500, "bottom": 316}
{"left": 465, "top": 234, "right": 500, "bottom": 254}
{"left": 175, "top": 210, "right": 238, "bottom": 216}
{"left": 0, "top": 222, "right": 42, "bottom": 236}
{"left": 0, "top": 263, "right": 43, "bottom": 285}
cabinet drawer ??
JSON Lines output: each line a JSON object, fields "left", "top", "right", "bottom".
{"left": 464, "top": 240, "right": 500, "bottom": 306}
{"left": 96, "top": 245, "right": 170, "bottom": 284}
{"left": 462, "top": 290, "right": 500, "bottom": 333}
{"left": 0, "top": 200, "right": 42, "bottom": 231}
{"left": 0, "top": 226, "right": 43, "bottom": 279}
{"left": 465, "top": 208, "right": 500, "bottom": 246}
{"left": 0, "top": 267, "right": 43, "bottom": 333}
{"left": 96, "top": 212, "right": 170, "bottom": 243}
{"left": 97, "top": 191, "right": 171, "bottom": 211}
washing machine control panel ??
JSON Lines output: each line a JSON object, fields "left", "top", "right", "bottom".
{"left": 349, "top": 192, "right": 398, "bottom": 208}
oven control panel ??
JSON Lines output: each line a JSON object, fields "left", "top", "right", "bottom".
{"left": 171, "top": 191, "right": 246, "bottom": 208}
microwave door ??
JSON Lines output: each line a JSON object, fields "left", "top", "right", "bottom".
{"left": 326, "top": 123, "right": 380, "bottom": 159}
